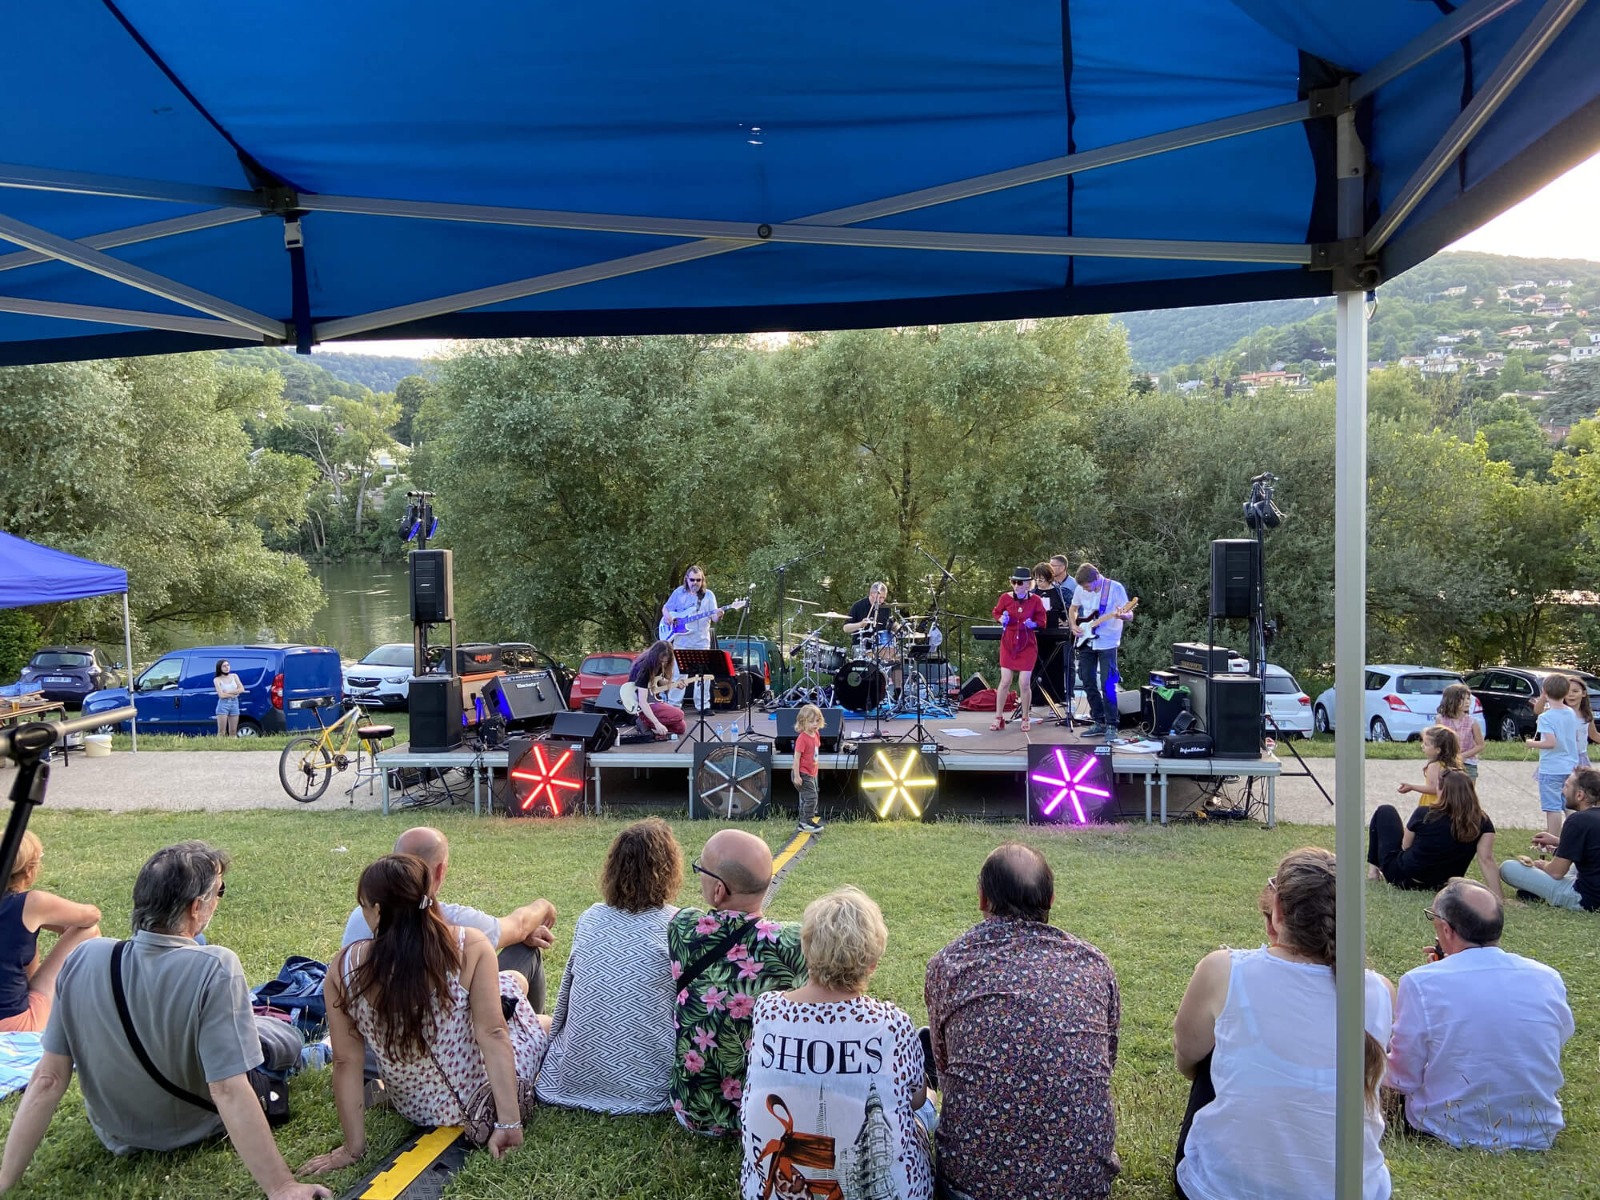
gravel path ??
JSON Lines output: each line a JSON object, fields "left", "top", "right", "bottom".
{"left": 12, "top": 747, "right": 1552, "bottom": 833}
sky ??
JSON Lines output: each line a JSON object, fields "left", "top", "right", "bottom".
{"left": 318, "top": 148, "right": 1600, "bottom": 361}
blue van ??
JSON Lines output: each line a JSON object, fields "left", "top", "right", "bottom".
{"left": 83, "top": 644, "right": 343, "bottom": 737}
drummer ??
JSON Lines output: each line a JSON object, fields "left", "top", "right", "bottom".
{"left": 843, "top": 581, "right": 902, "bottom": 687}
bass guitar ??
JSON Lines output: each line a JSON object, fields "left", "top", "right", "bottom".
{"left": 1074, "top": 597, "right": 1139, "bottom": 648}
{"left": 659, "top": 597, "right": 747, "bottom": 640}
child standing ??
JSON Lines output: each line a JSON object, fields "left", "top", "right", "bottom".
{"left": 1434, "top": 684, "right": 1485, "bottom": 780}
{"left": 793, "top": 703, "right": 824, "bottom": 833}
{"left": 1527, "top": 673, "right": 1583, "bottom": 837}
{"left": 1562, "top": 675, "right": 1600, "bottom": 763}
{"left": 1396, "top": 725, "right": 1465, "bottom": 807}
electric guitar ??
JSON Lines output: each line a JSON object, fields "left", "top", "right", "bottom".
{"left": 1073, "top": 597, "right": 1139, "bottom": 648}
{"left": 621, "top": 674, "right": 714, "bottom": 715}
{"left": 658, "top": 597, "right": 747, "bottom": 640}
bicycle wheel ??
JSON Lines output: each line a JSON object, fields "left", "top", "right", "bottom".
{"left": 279, "top": 736, "right": 333, "bottom": 802}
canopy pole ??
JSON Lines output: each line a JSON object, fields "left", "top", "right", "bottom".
{"left": 122, "top": 593, "right": 137, "bottom": 753}
{"left": 1333, "top": 106, "right": 1369, "bottom": 1200}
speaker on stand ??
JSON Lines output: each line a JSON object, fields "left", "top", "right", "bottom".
{"left": 1210, "top": 539, "right": 1259, "bottom": 619}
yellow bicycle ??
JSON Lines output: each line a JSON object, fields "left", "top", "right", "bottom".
{"left": 278, "top": 698, "right": 390, "bottom": 802}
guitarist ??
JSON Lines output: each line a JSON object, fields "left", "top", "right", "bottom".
{"left": 661, "top": 565, "right": 723, "bottom": 710}
{"left": 625, "top": 641, "right": 687, "bottom": 740}
{"left": 1069, "top": 563, "right": 1136, "bottom": 738}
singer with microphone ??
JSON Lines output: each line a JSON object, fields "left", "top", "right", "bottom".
{"left": 991, "top": 567, "right": 1046, "bottom": 732}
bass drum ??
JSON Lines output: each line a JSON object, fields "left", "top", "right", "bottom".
{"left": 833, "top": 658, "right": 887, "bottom": 712}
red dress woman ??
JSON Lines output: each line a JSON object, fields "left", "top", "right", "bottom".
{"left": 991, "top": 567, "right": 1047, "bottom": 732}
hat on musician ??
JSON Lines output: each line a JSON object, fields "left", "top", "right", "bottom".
{"left": 1009, "top": 565, "right": 1031, "bottom": 583}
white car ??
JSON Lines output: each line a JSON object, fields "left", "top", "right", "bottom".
{"left": 1262, "top": 664, "right": 1313, "bottom": 739}
{"left": 342, "top": 643, "right": 416, "bottom": 710}
{"left": 1312, "top": 665, "right": 1476, "bottom": 742}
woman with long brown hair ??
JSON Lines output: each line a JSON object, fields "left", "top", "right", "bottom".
{"left": 1367, "top": 771, "right": 1502, "bottom": 898}
{"left": 302, "top": 854, "right": 548, "bottom": 1175}
{"left": 1172, "top": 847, "right": 1395, "bottom": 1200}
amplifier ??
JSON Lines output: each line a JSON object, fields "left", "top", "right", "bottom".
{"left": 485, "top": 670, "right": 567, "bottom": 728}
{"left": 1172, "top": 642, "right": 1235, "bottom": 676}
{"left": 453, "top": 643, "right": 503, "bottom": 675}
{"left": 1149, "top": 669, "right": 1180, "bottom": 691}
{"left": 1162, "top": 732, "right": 1214, "bottom": 758}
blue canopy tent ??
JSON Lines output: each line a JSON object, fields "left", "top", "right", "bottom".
{"left": 0, "top": 531, "right": 137, "bottom": 749}
{"left": 3, "top": 1, "right": 1599, "bottom": 1187}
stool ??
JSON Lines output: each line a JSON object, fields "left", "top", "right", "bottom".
{"left": 349, "top": 724, "right": 397, "bottom": 800}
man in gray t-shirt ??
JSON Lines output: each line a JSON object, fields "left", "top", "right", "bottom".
{"left": 0, "top": 842, "right": 327, "bottom": 1200}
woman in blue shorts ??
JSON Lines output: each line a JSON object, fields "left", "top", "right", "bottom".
{"left": 214, "top": 658, "right": 244, "bottom": 737}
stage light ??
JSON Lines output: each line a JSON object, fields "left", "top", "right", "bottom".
{"left": 693, "top": 742, "right": 772, "bottom": 819}
{"left": 506, "top": 740, "right": 585, "bottom": 816}
{"left": 857, "top": 743, "right": 939, "bottom": 821}
{"left": 1027, "top": 744, "right": 1113, "bottom": 824}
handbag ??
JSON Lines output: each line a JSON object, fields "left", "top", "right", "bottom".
{"left": 427, "top": 1045, "right": 537, "bottom": 1146}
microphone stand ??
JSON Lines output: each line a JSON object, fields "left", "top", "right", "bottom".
{"left": 771, "top": 544, "right": 825, "bottom": 677}
{"left": 729, "top": 587, "right": 771, "bottom": 742}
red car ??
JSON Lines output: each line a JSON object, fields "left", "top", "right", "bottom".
{"left": 568, "top": 651, "right": 640, "bottom": 708}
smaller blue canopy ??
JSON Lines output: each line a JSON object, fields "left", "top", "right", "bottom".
{"left": 0, "top": 531, "right": 127, "bottom": 608}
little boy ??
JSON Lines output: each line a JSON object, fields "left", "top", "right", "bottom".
{"left": 1527, "top": 673, "right": 1583, "bottom": 837}
{"left": 792, "top": 704, "right": 824, "bottom": 833}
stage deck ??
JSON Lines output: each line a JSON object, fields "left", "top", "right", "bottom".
{"left": 377, "top": 708, "right": 1280, "bottom": 825}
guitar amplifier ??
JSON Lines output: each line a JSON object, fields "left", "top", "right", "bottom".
{"left": 485, "top": 670, "right": 567, "bottom": 728}
{"left": 1171, "top": 642, "right": 1235, "bottom": 676}
{"left": 453, "top": 643, "right": 503, "bottom": 675}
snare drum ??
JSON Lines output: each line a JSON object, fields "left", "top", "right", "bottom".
{"left": 833, "top": 659, "right": 887, "bottom": 711}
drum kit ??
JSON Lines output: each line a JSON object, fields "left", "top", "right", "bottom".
{"left": 775, "top": 604, "right": 950, "bottom": 715}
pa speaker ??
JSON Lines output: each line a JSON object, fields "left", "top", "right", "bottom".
{"left": 1207, "top": 673, "right": 1263, "bottom": 759}
{"left": 774, "top": 706, "right": 844, "bottom": 753}
{"left": 1210, "top": 539, "right": 1259, "bottom": 619}
{"left": 550, "top": 710, "right": 617, "bottom": 753}
{"left": 409, "top": 676, "right": 462, "bottom": 752}
{"left": 409, "top": 549, "right": 454, "bottom": 624}
{"left": 958, "top": 673, "right": 990, "bottom": 701}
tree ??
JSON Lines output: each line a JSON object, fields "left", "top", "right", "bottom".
{"left": 0, "top": 356, "right": 322, "bottom": 652}
{"left": 1547, "top": 361, "right": 1600, "bottom": 426}
{"left": 393, "top": 374, "right": 433, "bottom": 446}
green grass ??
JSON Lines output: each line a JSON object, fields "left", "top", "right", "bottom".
{"left": 108, "top": 712, "right": 411, "bottom": 753}
{"left": 1285, "top": 731, "right": 1542, "bottom": 760}
{"left": 2, "top": 810, "right": 1595, "bottom": 1199}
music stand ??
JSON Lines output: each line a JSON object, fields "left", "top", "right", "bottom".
{"left": 672, "top": 648, "right": 738, "bottom": 751}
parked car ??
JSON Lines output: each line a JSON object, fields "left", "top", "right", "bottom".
{"left": 83, "top": 644, "right": 343, "bottom": 737}
{"left": 13, "top": 646, "right": 120, "bottom": 709}
{"left": 1463, "top": 666, "right": 1600, "bottom": 742}
{"left": 718, "top": 635, "right": 777, "bottom": 699}
{"left": 1262, "top": 663, "right": 1313, "bottom": 739}
{"left": 569, "top": 651, "right": 640, "bottom": 708}
{"left": 1312, "top": 665, "right": 1474, "bottom": 742}
{"left": 343, "top": 643, "right": 416, "bottom": 710}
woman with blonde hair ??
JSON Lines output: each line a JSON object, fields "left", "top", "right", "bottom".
{"left": 741, "top": 886, "right": 933, "bottom": 1200}
{"left": 1172, "top": 848, "right": 1394, "bottom": 1200}
{"left": 0, "top": 832, "right": 101, "bottom": 1033}
{"left": 537, "top": 818, "right": 684, "bottom": 1113}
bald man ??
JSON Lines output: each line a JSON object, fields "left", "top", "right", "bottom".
{"left": 667, "top": 830, "right": 805, "bottom": 1135}
{"left": 1388, "top": 878, "right": 1573, "bottom": 1149}
{"left": 341, "top": 827, "right": 557, "bottom": 1012}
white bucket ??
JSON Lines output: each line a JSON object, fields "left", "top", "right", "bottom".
{"left": 84, "top": 734, "right": 113, "bottom": 758}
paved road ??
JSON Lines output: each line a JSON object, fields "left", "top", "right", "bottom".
{"left": 12, "top": 747, "right": 1553, "bottom": 834}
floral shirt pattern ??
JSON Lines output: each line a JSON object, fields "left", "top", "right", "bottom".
{"left": 668, "top": 906, "right": 806, "bottom": 1135}
{"left": 924, "top": 916, "right": 1121, "bottom": 1200}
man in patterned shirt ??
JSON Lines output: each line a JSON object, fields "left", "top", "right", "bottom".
{"left": 668, "top": 829, "right": 806, "bottom": 1135}
{"left": 924, "top": 842, "right": 1121, "bottom": 1200}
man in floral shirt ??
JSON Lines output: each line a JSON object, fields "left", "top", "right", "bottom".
{"left": 668, "top": 829, "right": 805, "bottom": 1135}
{"left": 925, "top": 842, "right": 1121, "bottom": 1200}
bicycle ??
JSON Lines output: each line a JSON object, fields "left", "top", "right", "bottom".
{"left": 278, "top": 698, "right": 389, "bottom": 803}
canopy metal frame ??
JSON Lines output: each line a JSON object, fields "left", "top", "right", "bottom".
{"left": 0, "top": 0, "right": 1561, "bottom": 351}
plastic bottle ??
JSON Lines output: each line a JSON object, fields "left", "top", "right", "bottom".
{"left": 731, "top": 720, "right": 741, "bottom": 740}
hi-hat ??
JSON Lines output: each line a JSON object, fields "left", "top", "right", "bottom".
{"left": 815, "top": 610, "right": 851, "bottom": 620}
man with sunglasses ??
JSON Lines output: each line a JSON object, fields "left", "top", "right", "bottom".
{"left": 0, "top": 842, "right": 329, "bottom": 1199}
{"left": 667, "top": 830, "right": 805, "bottom": 1135}
{"left": 661, "top": 565, "right": 725, "bottom": 711}
{"left": 1387, "top": 878, "right": 1573, "bottom": 1149}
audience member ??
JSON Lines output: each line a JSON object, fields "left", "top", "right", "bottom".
{"left": 341, "top": 826, "right": 557, "bottom": 1011}
{"left": 538, "top": 818, "right": 683, "bottom": 1114}
{"left": 1393, "top": 724, "right": 1464, "bottom": 807}
{"left": 1527, "top": 673, "right": 1583, "bottom": 837}
{"left": 742, "top": 886, "right": 933, "bottom": 1200}
{"left": 924, "top": 843, "right": 1120, "bottom": 1200}
{"left": 0, "top": 842, "right": 325, "bottom": 1199}
{"left": 1434, "top": 684, "right": 1484, "bottom": 780}
{"left": 1172, "top": 847, "right": 1393, "bottom": 1200}
{"left": 669, "top": 830, "right": 805, "bottom": 1136}
{"left": 1500, "top": 765, "right": 1600, "bottom": 912}
{"left": 0, "top": 831, "right": 101, "bottom": 1033}
{"left": 1563, "top": 675, "right": 1600, "bottom": 762}
{"left": 1387, "top": 879, "right": 1573, "bottom": 1149}
{"left": 1367, "top": 771, "right": 1501, "bottom": 897}
{"left": 304, "top": 855, "right": 547, "bottom": 1175}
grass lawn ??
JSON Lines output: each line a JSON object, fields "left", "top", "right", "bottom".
{"left": 109, "top": 712, "right": 412, "bottom": 753}
{"left": 1, "top": 809, "right": 1594, "bottom": 1199}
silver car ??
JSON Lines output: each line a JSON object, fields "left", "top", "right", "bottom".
{"left": 1312, "top": 665, "right": 1472, "bottom": 742}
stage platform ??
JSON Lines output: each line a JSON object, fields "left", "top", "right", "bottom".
{"left": 377, "top": 709, "right": 1281, "bottom": 826}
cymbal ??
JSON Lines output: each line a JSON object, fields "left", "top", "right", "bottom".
{"left": 903, "top": 614, "right": 931, "bottom": 621}
{"left": 815, "top": 610, "right": 851, "bottom": 620}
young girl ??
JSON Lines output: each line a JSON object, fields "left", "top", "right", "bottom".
{"left": 791, "top": 704, "right": 824, "bottom": 833}
{"left": 1563, "top": 675, "right": 1600, "bottom": 763}
{"left": 1396, "top": 725, "right": 1464, "bottom": 807}
{"left": 991, "top": 566, "right": 1047, "bottom": 732}
{"left": 0, "top": 832, "right": 102, "bottom": 1033}
{"left": 1434, "top": 684, "right": 1484, "bottom": 780}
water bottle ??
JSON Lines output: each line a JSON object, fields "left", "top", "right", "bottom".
{"left": 731, "top": 720, "right": 741, "bottom": 740}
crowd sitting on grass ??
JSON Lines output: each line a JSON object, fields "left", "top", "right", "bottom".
{"left": 0, "top": 808, "right": 1588, "bottom": 1199}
